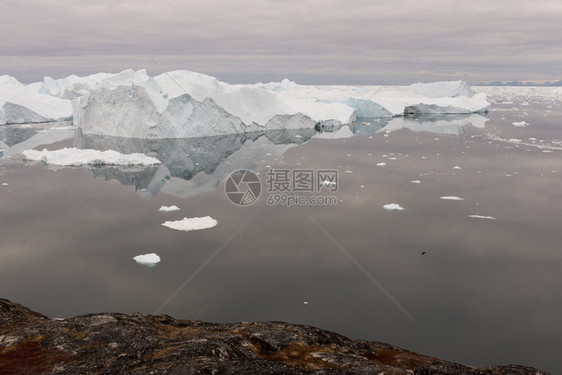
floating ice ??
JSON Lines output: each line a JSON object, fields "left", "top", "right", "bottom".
{"left": 468, "top": 215, "right": 497, "bottom": 220}
{"left": 22, "top": 147, "right": 161, "bottom": 166}
{"left": 512, "top": 121, "right": 529, "bottom": 127}
{"left": 411, "top": 180, "right": 421, "bottom": 184}
{"left": 376, "top": 162, "right": 387, "bottom": 167}
{"left": 133, "top": 253, "right": 161, "bottom": 267}
{"left": 158, "top": 205, "right": 181, "bottom": 212}
{"left": 453, "top": 166, "right": 461, "bottom": 170}
{"left": 162, "top": 216, "right": 217, "bottom": 231}
{"left": 440, "top": 196, "right": 464, "bottom": 200}
{"left": 383, "top": 203, "right": 405, "bottom": 211}
{"left": 1, "top": 182, "right": 8, "bottom": 186}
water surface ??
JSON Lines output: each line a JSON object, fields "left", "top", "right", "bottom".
{"left": 1, "top": 87, "right": 561, "bottom": 373}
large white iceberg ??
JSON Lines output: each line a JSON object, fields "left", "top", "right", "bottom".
{"left": 70, "top": 70, "right": 488, "bottom": 138}
{"left": 1, "top": 69, "right": 489, "bottom": 138}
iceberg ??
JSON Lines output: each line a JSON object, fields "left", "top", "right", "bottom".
{"left": 0, "top": 78, "right": 72, "bottom": 125}
{"left": 22, "top": 147, "right": 161, "bottom": 166}
{"left": 2, "top": 69, "right": 489, "bottom": 138}
{"left": 71, "top": 70, "right": 488, "bottom": 139}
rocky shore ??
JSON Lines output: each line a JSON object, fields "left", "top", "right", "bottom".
{"left": 0, "top": 299, "right": 550, "bottom": 374}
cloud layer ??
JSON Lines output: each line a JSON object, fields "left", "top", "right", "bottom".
{"left": 1, "top": 0, "right": 561, "bottom": 83}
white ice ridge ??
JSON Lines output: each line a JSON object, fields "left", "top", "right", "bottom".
{"left": 383, "top": 203, "right": 405, "bottom": 211}
{"left": 158, "top": 205, "right": 181, "bottom": 212}
{"left": 22, "top": 147, "right": 161, "bottom": 166}
{"left": 161, "top": 216, "right": 218, "bottom": 231}
{"left": 0, "top": 69, "right": 489, "bottom": 135}
{"left": 133, "top": 253, "right": 161, "bottom": 267}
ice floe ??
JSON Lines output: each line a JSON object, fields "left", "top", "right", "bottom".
{"left": 383, "top": 203, "right": 405, "bottom": 211}
{"left": 161, "top": 216, "right": 218, "bottom": 231}
{"left": 512, "top": 121, "right": 529, "bottom": 127}
{"left": 468, "top": 215, "right": 497, "bottom": 220}
{"left": 133, "top": 253, "right": 161, "bottom": 267}
{"left": 158, "top": 205, "right": 181, "bottom": 212}
{"left": 22, "top": 147, "right": 161, "bottom": 166}
{"left": 440, "top": 196, "right": 464, "bottom": 200}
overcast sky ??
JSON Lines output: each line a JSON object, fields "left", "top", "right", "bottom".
{"left": 1, "top": 0, "right": 561, "bottom": 84}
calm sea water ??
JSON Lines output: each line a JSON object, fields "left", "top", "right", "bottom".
{"left": 1, "top": 87, "right": 561, "bottom": 373}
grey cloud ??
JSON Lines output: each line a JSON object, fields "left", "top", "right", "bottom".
{"left": 1, "top": 0, "right": 561, "bottom": 83}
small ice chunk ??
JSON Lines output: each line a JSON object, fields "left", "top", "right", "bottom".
{"left": 411, "top": 180, "right": 421, "bottom": 184}
{"left": 468, "top": 215, "right": 497, "bottom": 220}
{"left": 158, "top": 205, "right": 181, "bottom": 212}
{"left": 162, "top": 216, "right": 217, "bottom": 231}
{"left": 383, "top": 203, "right": 404, "bottom": 211}
{"left": 303, "top": 301, "right": 309, "bottom": 305}
{"left": 453, "top": 166, "right": 461, "bottom": 170}
{"left": 133, "top": 253, "right": 161, "bottom": 267}
{"left": 376, "top": 162, "right": 386, "bottom": 167}
{"left": 512, "top": 121, "right": 529, "bottom": 127}
{"left": 1, "top": 183, "right": 8, "bottom": 186}
{"left": 440, "top": 196, "right": 464, "bottom": 200}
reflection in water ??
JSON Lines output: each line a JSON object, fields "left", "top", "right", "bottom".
{"left": 1, "top": 113, "right": 489, "bottom": 198}
{"left": 0, "top": 126, "right": 38, "bottom": 147}
{"left": 71, "top": 113, "right": 487, "bottom": 197}
{"left": 74, "top": 127, "right": 318, "bottom": 198}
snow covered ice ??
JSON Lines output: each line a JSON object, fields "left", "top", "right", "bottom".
{"left": 22, "top": 147, "right": 161, "bottom": 166}
{"left": 162, "top": 216, "right": 218, "bottom": 231}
